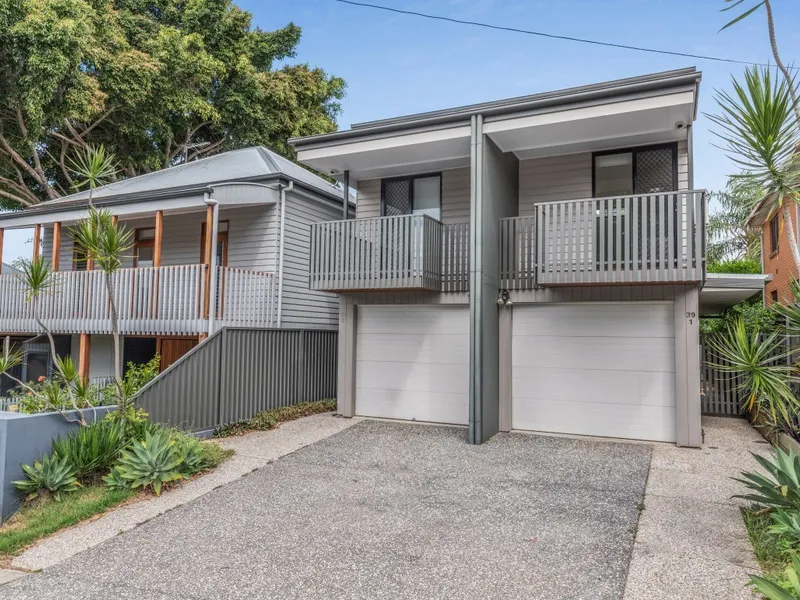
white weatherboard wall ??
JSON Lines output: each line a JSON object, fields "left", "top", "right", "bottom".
{"left": 355, "top": 306, "right": 469, "bottom": 425}
{"left": 512, "top": 302, "right": 677, "bottom": 442}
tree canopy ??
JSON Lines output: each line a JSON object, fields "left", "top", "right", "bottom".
{"left": 706, "top": 177, "right": 763, "bottom": 265}
{"left": 0, "top": 0, "right": 345, "bottom": 208}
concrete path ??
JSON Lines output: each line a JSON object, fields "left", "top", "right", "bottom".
{"left": 10, "top": 412, "right": 360, "bottom": 572}
{"left": 623, "top": 416, "right": 769, "bottom": 600}
{"left": 0, "top": 420, "right": 650, "bottom": 599}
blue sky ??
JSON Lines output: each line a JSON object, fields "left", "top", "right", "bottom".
{"left": 4, "top": 0, "right": 799, "bottom": 262}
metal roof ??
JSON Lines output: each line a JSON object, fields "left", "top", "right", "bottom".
{"left": 290, "top": 67, "right": 701, "bottom": 148}
{"left": 1, "top": 147, "right": 344, "bottom": 221}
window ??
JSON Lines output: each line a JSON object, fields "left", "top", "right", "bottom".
{"left": 770, "top": 215, "right": 780, "bottom": 254}
{"left": 200, "top": 221, "right": 229, "bottom": 267}
{"left": 593, "top": 144, "right": 677, "bottom": 197}
{"left": 72, "top": 244, "right": 88, "bottom": 271}
{"left": 381, "top": 174, "right": 442, "bottom": 221}
{"left": 134, "top": 228, "right": 156, "bottom": 268}
{"left": 771, "top": 290, "right": 779, "bottom": 303}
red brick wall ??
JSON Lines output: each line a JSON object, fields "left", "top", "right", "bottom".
{"left": 763, "top": 205, "right": 799, "bottom": 305}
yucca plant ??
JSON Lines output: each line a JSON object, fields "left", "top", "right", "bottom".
{"left": 113, "top": 430, "right": 184, "bottom": 495}
{"left": 13, "top": 453, "right": 81, "bottom": 501}
{"left": 735, "top": 448, "right": 800, "bottom": 511}
{"left": 51, "top": 420, "right": 125, "bottom": 482}
{"left": 750, "top": 553, "right": 800, "bottom": 600}
{"left": 67, "top": 144, "right": 118, "bottom": 208}
{"left": 708, "top": 318, "right": 798, "bottom": 426}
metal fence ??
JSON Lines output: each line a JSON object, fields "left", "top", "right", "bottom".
{"left": 700, "top": 332, "right": 791, "bottom": 416}
{"left": 133, "top": 327, "right": 337, "bottom": 431}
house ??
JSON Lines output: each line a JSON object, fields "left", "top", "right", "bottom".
{"left": 0, "top": 147, "right": 349, "bottom": 385}
{"left": 747, "top": 196, "right": 798, "bottom": 304}
{"left": 291, "top": 67, "right": 767, "bottom": 447}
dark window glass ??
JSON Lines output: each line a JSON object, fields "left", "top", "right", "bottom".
{"left": 771, "top": 216, "right": 780, "bottom": 253}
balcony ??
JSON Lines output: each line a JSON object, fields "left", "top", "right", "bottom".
{"left": 501, "top": 190, "right": 706, "bottom": 288}
{"left": 309, "top": 214, "right": 469, "bottom": 292}
{"left": 0, "top": 265, "right": 277, "bottom": 336}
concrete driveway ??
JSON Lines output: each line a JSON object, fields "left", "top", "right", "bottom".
{"left": 0, "top": 420, "right": 651, "bottom": 600}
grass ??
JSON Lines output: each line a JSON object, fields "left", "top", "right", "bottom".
{"left": 0, "top": 486, "right": 136, "bottom": 560}
{"left": 214, "top": 399, "right": 336, "bottom": 437}
{"left": 742, "top": 506, "right": 791, "bottom": 580}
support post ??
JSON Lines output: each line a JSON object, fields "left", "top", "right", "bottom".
{"left": 0, "top": 228, "right": 4, "bottom": 270}
{"left": 674, "top": 285, "right": 702, "bottom": 447}
{"left": 32, "top": 224, "right": 41, "bottom": 261}
{"left": 78, "top": 333, "right": 91, "bottom": 384}
{"left": 52, "top": 222, "right": 61, "bottom": 271}
{"left": 342, "top": 170, "right": 350, "bottom": 220}
{"left": 336, "top": 296, "right": 357, "bottom": 417}
{"left": 203, "top": 204, "right": 213, "bottom": 319}
{"left": 153, "top": 211, "right": 163, "bottom": 267}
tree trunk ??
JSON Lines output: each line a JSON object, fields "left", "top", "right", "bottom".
{"left": 764, "top": 0, "right": 800, "bottom": 122}
{"left": 104, "top": 273, "right": 123, "bottom": 400}
{"left": 782, "top": 202, "right": 800, "bottom": 274}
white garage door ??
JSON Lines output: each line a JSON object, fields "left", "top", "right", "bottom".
{"left": 356, "top": 306, "right": 469, "bottom": 425}
{"left": 512, "top": 302, "right": 676, "bottom": 442}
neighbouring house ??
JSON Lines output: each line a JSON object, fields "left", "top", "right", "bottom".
{"left": 0, "top": 263, "right": 17, "bottom": 274}
{"left": 747, "top": 196, "right": 798, "bottom": 305}
{"left": 0, "top": 147, "right": 349, "bottom": 386}
{"left": 291, "top": 67, "right": 768, "bottom": 447}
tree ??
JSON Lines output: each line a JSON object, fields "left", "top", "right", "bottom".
{"left": 0, "top": 0, "right": 345, "bottom": 208}
{"left": 707, "top": 178, "right": 764, "bottom": 264}
{"left": 709, "top": 67, "right": 800, "bottom": 272}
{"left": 714, "top": 1, "right": 800, "bottom": 273}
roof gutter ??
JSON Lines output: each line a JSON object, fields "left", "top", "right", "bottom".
{"left": 290, "top": 69, "right": 701, "bottom": 149}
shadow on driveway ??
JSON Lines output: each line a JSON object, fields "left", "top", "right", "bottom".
{"left": 0, "top": 420, "right": 652, "bottom": 600}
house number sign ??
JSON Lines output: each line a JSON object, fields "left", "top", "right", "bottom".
{"left": 686, "top": 311, "right": 696, "bottom": 325}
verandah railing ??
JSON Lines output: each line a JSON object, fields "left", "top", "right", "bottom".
{"left": 0, "top": 265, "right": 277, "bottom": 335}
{"left": 500, "top": 190, "right": 706, "bottom": 287}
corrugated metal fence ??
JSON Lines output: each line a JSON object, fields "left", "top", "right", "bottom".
{"left": 134, "top": 328, "right": 337, "bottom": 431}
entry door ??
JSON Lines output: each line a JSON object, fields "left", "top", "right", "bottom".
{"left": 157, "top": 337, "right": 199, "bottom": 372}
{"left": 512, "top": 302, "right": 677, "bottom": 442}
{"left": 355, "top": 305, "right": 469, "bottom": 425}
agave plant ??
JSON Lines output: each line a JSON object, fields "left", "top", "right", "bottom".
{"left": 708, "top": 318, "right": 798, "bottom": 426}
{"left": 113, "top": 430, "right": 184, "bottom": 495}
{"left": 735, "top": 448, "right": 800, "bottom": 511}
{"left": 102, "top": 466, "right": 128, "bottom": 490}
{"left": 13, "top": 453, "right": 81, "bottom": 501}
{"left": 751, "top": 553, "right": 800, "bottom": 600}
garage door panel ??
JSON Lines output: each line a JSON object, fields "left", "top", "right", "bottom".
{"left": 357, "top": 361, "right": 468, "bottom": 395}
{"left": 513, "top": 368, "right": 675, "bottom": 407}
{"left": 513, "top": 303, "right": 673, "bottom": 338}
{"left": 355, "top": 389, "right": 469, "bottom": 424}
{"left": 512, "top": 398, "right": 677, "bottom": 443}
{"left": 514, "top": 337, "right": 675, "bottom": 372}
{"left": 356, "top": 306, "right": 469, "bottom": 426}
{"left": 512, "top": 302, "right": 676, "bottom": 443}
{"left": 357, "top": 333, "right": 470, "bottom": 365}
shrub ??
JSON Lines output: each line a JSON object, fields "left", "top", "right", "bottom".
{"left": 707, "top": 259, "right": 762, "bottom": 274}
{"left": 215, "top": 399, "right": 336, "bottom": 437}
{"left": 112, "top": 429, "right": 185, "bottom": 495}
{"left": 51, "top": 420, "right": 125, "bottom": 482}
{"left": 769, "top": 511, "right": 800, "bottom": 553}
{"left": 104, "top": 405, "right": 152, "bottom": 440}
{"left": 101, "top": 356, "right": 160, "bottom": 405}
{"left": 13, "top": 454, "right": 81, "bottom": 501}
{"left": 735, "top": 449, "right": 800, "bottom": 511}
{"left": 751, "top": 553, "right": 800, "bottom": 599}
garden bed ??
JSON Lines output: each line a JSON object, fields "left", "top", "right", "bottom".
{"left": 214, "top": 399, "right": 336, "bottom": 437}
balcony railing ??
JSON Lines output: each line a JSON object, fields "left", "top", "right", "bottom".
{"left": 501, "top": 190, "right": 706, "bottom": 288}
{"left": 0, "top": 265, "right": 277, "bottom": 336}
{"left": 309, "top": 214, "right": 469, "bottom": 292}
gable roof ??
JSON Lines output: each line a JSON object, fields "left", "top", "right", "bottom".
{"left": 17, "top": 147, "right": 343, "bottom": 215}
{"left": 1, "top": 262, "right": 18, "bottom": 274}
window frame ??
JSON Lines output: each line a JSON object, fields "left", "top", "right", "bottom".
{"left": 770, "top": 215, "right": 780, "bottom": 255}
{"left": 380, "top": 172, "right": 443, "bottom": 218}
{"left": 133, "top": 227, "right": 156, "bottom": 268}
{"left": 591, "top": 142, "right": 678, "bottom": 198}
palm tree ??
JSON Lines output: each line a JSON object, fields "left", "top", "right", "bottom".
{"left": 70, "top": 209, "right": 133, "bottom": 406}
{"left": 708, "top": 66, "right": 800, "bottom": 272}
{"left": 67, "top": 145, "right": 117, "bottom": 207}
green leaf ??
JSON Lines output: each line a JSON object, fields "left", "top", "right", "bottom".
{"left": 720, "top": 1, "right": 765, "bottom": 31}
